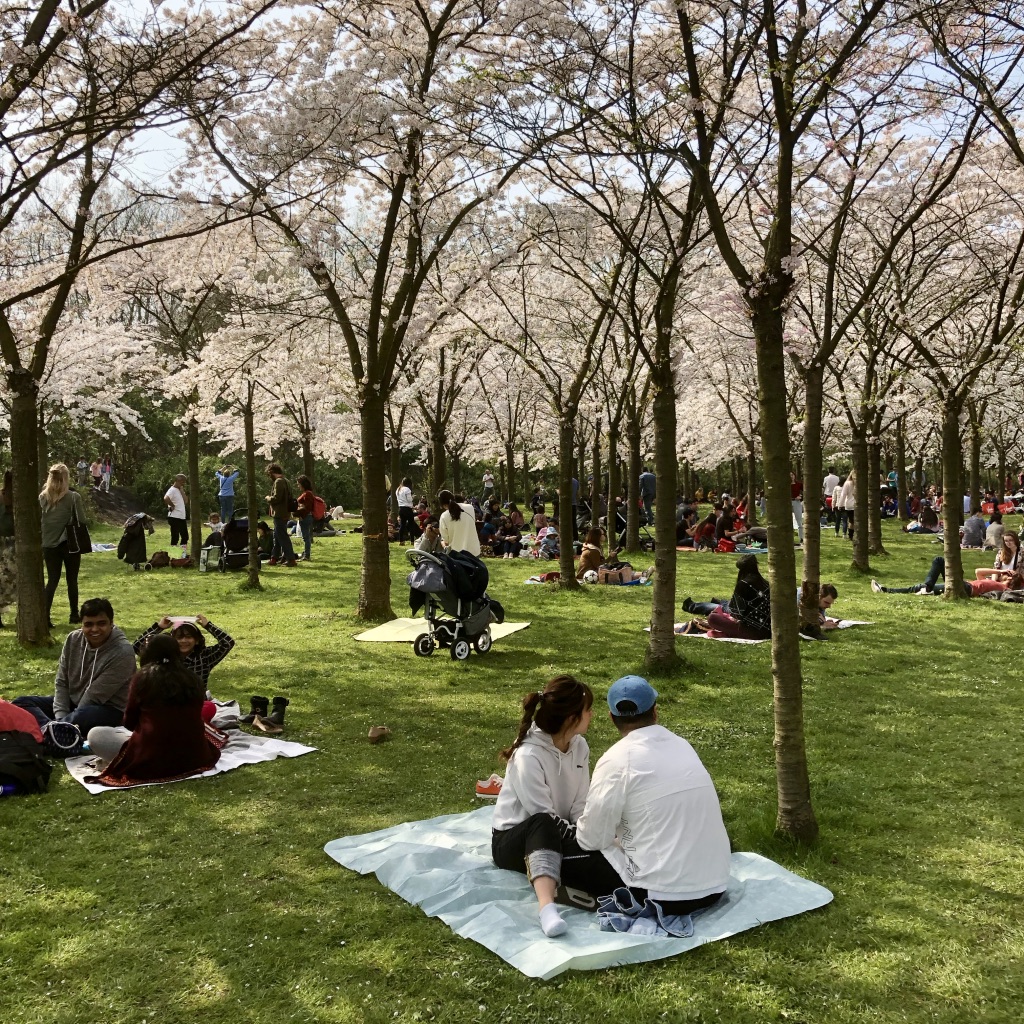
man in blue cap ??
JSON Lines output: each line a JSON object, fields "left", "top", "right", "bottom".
{"left": 576, "top": 675, "right": 731, "bottom": 916}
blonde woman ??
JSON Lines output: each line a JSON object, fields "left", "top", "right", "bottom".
{"left": 40, "top": 463, "right": 87, "bottom": 625}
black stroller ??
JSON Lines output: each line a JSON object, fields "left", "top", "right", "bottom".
{"left": 406, "top": 548, "right": 504, "bottom": 660}
{"left": 117, "top": 513, "right": 155, "bottom": 570}
{"left": 218, "top": 507, "right": 252, "bottom": 572}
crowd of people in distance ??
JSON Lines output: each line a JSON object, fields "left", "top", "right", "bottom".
{"left": 74, "top": 456, "right": 114, "bottom": 494}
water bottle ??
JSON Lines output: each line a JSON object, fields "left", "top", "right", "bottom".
{"left": 0, "top": 783, "right": 18, "bottom": 797}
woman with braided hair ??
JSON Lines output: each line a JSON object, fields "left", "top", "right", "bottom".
{"left": 490, "top": 676, "right": 623, "bottom": 937}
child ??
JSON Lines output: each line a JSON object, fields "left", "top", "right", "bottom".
{"left": 491, "top": 676, "right": 620, "bottom": 936}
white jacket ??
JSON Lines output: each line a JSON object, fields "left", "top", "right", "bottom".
{"left": 838, "top": 479, "right": 856, "bottom": 510}
{"left": 439, "top": 503, "right": 480, "bottom": 555}
{"left": 576, "top": 724, "right": 731, "bottom": 901}
{"left": 492, "top": 724, "right": 590, "bottom": 831}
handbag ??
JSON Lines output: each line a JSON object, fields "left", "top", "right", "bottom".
{"left": 65, "top": 501, "right": 92, "bottom": 555}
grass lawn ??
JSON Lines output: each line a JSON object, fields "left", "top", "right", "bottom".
{"left": 1, "top": 518, "right": 1022, "bottom": 1024}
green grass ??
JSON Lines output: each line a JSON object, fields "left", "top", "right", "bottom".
{"left": 1, "top": 520, "right": 1022, "bottom": 1024}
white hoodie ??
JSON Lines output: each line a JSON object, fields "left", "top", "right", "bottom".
{"left": 491, "top": 724, "right": 590, "bottom": 831}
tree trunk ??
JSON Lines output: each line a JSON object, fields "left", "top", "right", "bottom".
{"left": 505, "top": 443, "right": 515, "bottom": 503}
{"left": 607, "top": 424, "right": 620, "bottom": 539}
{"left": 591, "top": 421, "right": 602, "bottom": 531}
{"left": 521, "top": 444, "right": 530, "bottom": 510}
{"left": 799, "top": 365, "right": 823, "bottom": 629}
{"left": 498, "top": 460, "right": 506, "bottom": 504}
{"left": 301, "top": 431, "right": 315, "bottom": 483}
{"left": 867, "top": 438, "right": 886, "bottom": 556}
{"left": 746, "top": 448, "right": 758, "bottom": 526}
{"left": 624, "top": 419, "right": 641, "bottom": 551}
{"left": 645, "top": 361, "right": 681, "bottom": 673}
{"left": 751, "top": 301, "right": 818, "bottom": 844}
{"left": 996, "top": 449, "right": 1006, "bottom": 505}
{"left": 896, "top": 416, "right": 909, "bottom": 521}
{"left": 187, "top": 416, "right": 202, "bottom": 563}
{"left": 451, "top": 447, "right": 461, "bottom": 496}
{"left": 8, "top": 371, "right": 48, "bottom": 644}
{"left": 36, "top": 413, "right": 48, "bottom": 489}
{"left": 850, "top": 430, "right": 870, "bottom": 572}
{"left": 730, "top": 456, "right": 739, "bottom": 498}
{"left": 242, "top": 400, "right": 263, "bottom": 590}
{"left": 431, "top": 430, "right": 448, "bottom": 500}
{"left": 969, "top": 419, "right": 982, "bottom": 514}
{"left": 557, "top": 417, "right": 580, "bottom": 589}
{"left": 389, "top": 444, "right": 402, "bottom": 504}
{"left": 940, "top": 403, "right": 968, "bottom": 600}
{"left": 358, "top": 389, "right": 395, "bottom": 619}
{"left": 914, "top": 454, "right": 924, "bottom": 495}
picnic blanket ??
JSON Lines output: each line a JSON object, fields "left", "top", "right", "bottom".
{"left": 644, "top": 620, "right": 874, "bottom": 644}
{"left": 354, "top": 618, "right": 530, "bottom": 642}
{"left": 66, "top": 709, "right": 316, "bottom": 793}
{"left": 324, "top": 806, "right": 833, "bottom": 980}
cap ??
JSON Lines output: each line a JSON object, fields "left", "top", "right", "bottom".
{"left": 607, "top": 675, "right": 658, "bottom": 716}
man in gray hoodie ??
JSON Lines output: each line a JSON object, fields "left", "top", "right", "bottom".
{"left": 13, "top": 598, "right": 135, "bottom": 732}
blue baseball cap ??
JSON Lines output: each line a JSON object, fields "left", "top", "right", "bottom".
{"left": 607, "top": 675, "right": 658, "bottom": 716}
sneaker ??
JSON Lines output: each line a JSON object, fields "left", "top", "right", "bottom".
{"left": 475, "top": 773, "right": 504, "bottom": 798}
{"left": 870, "top": 579, "right": 883, "bottom": 593}
{"left": 367, "top": 725, "right": 391, "bottom": 744}
{"left": 268, "top": 558, "right": 279, "bottom": 566}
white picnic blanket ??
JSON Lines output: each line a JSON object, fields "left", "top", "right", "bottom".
{"left": 66, "top": 723, "right": 316, "bottom": 794}
{"left": 354, "top": 618, "right": 530, "bottom": 642}
{"left": 645, "top": 620, "right": 874, "bottom": 644}
{"left": 324, "top": 806, "right": 833, "bottom": 980}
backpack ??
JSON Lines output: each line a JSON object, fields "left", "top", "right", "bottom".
{"left": 149, "top": 550, "right": 171, "bottom": 568}
{"left": 0, "top": 731, "right": 53, "bottom": 795}
{"left": 312, "top": 495, "right": 326, "bottom": 521}
{"left": 716, "top": 538, "right": 737, "bottom": 553}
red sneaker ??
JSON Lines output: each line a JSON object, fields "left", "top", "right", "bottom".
{"left": 475, "top": 774, "right": 504, "bottom": 799}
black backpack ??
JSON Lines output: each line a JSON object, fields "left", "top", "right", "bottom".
{"left": 0, "top": 730, "right": 53, "bottom": 795}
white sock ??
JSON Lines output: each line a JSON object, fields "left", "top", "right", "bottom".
{"left": 540, "top": 903, "right": 567, "bottom": 937}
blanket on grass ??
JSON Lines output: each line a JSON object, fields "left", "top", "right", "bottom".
{"left": 644, "top": 620, "right": 874, "bottom": 644}
{"left": 66, "top": 725, "right": 316, "bottom": 794}
{"left": 323, "top": 806, "right": 833, "bottom": 980}
{"left": 354, "top": 618, "right": 530, "bottom": 642}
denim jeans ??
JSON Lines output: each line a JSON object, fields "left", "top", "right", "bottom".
{"left": 12, "top": 694, "right": 124, "bottom": 732}
{"left": 43, "top": 542, "right": 80, "bottom": 619}
{"left": 690, "top": 599, "right": 728, "bottom": 616}
{"left": 219, "top": 495, "right": 234, "bottom": 521}
{"left": 272, "top": 515, "right": 296, "bottom": 562}
{"left": 299, "top": 514, "right": 313, "bottom": 559}
{"left": 886, "top": 556, "right": 971, "bottom": 596}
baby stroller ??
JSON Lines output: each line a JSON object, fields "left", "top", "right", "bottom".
{"left": 218, "top": 507, "right": 251, "bottom": 572}
{"left": 405, "top": 548, "right": 504, "bottom": 660}
{"left": 117, "top": 513, "right": 155, "bottom": 570}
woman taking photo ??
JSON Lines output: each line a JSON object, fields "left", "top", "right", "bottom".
{"left": 437, "top": 489, "right": 480, "bottom": 555}
{"left": 86, "top": 634, "right": 225, "bottom": 787}
{"left": 39, "top": 463, "right": 87, "bottom": 625}
{"left": 491, "top": 676, "right": 621, "bottom": 937}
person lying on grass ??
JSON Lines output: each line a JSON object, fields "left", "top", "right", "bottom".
{"left": 134, "top": 614, "right": 235, "bottom": 698}
{"left": 677, "top": 555, "right": 772, "bottom": 639}
{"left": 86, "top": 633, "right": 224, "bottom": 786}
{"left": 872, "top": 559, "right": 1024, "bottom": 597}
{"left": 491, "top": 676, "right": 623, "bottom": 938}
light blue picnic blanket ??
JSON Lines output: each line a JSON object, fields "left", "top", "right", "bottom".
{"left": 323, "top": 806, "right": 833, "bottom": 979}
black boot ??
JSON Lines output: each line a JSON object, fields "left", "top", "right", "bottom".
{"left": 240, "top": 695, "right": 269, "bottom": 725}
{"left": 254, "top": 696, "right": 289, "bottom": 736}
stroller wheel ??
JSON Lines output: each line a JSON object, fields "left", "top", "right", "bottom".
{"left": 473, "top": 629, "right": 492, "bottom": 654}
{"left": 143, "top": 562, "right": 153, "bottom": 572}
{"left": 413, "top": 633, "right": 435, "bottom": 657}
{"left": 450, "top": 638, "right": 471, "bottom": 661}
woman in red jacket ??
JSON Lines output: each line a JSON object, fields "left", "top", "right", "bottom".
{"left": 85, "top": 634, "right": 225, "bottom": 787}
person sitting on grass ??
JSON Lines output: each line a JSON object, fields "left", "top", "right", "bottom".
{"left": 133, "top": 614, "right": 235, "bottom": 698}
{"left": 903, "top": 503, "right": 942, "bottom": 534}
{"left": 576, "top": 676, "right": 731, "bottom": 923}
{"left": 872, "top": 559, "right": 1024, "bottom": 597}
{"left": 491, "top": 676, "right": 623, "bottom": 938}
{"left": 961, "top": 508, "right": 986, "bottom": 549}
{"left": 678, "top": 554, "right": 772, "bottom": 638}
{"left": 85, "top": 634, "right": 224, "bottom": 786}
{"left": 577, "top": 527, "right": 619, "bottom": 579}
{"left": 539, "top": 523, "right": 560, "bottom": 560}
{"left": 12, "top": 598, "right": 136, "bottom": 734}
{"left": 691, "top": 512, "right": 718, "bottom": 551}
{"left": 976, "top": 531, "right": 1020, "bottom": 580}
{"left": 984, "top": 512, "right": 1004, "bottom": 552}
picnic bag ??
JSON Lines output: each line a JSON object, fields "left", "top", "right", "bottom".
{"left": 0, "top": 730, "right": 53, "bottom": 795}
{"left": 598, "top": 562, "right": 634, "bottom": 584}
{"left": 65, "top": 501, "right": 92, "bottom": 556}
{"left": 149, "top": 550, "right": 171, "bottom": 568}
{"left": 170, "top": 555, "right": 193, "bottom": 568}
{"left": 716, "top": 538, "right": 737, "bottom": 553}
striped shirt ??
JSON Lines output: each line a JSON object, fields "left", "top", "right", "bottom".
{"left": 134, "top": 621, "right": 235, "bottom": 690}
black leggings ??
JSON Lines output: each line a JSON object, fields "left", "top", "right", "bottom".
{"left": 43, "top": 543, "right": 81, "bottom": 618}
{"left": 492, "top": 813, "right": 624, "bottom": 897}
{"left": 398, "top": 506, "right": 419, "bottom": 543}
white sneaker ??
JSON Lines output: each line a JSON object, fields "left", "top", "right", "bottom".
{"left": 870, "top": 579, "right": 883, "bottom": 593}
